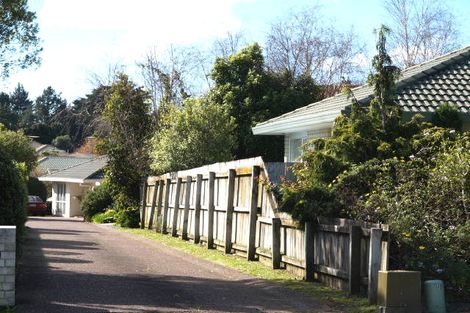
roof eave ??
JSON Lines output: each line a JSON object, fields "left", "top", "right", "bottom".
{"left": 252, "top": 110, "right": 340, "bottom": 135}
{"left": 38, "top": 177, "right": 85, "bottom": 184}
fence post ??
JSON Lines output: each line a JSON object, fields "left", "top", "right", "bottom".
{"left": 381, "top": 229, "right": 390, "bottom": 271}
{"left": 162, "top": 178, "right": 171, "bottom": 234}
{"left": 155, "top": 180, "right": 164, "bottom": 232}
{"left": 182, "top": 175, "right": 192, "bottom": 240}
{"left": 247, "top": 166, "right": 260, "bottom": 261}
{"left": 224, "top": 169, "right": 236, "bottom": 254}
{"left": 171, "top": 177, "right": 182, "bottom": 237}
{"left": 207, "top": 172, "right": 216, "bottom": 249}
{"left": 305, "top": 222, "right": 315, "bottom": 281}
{"left": 140, "top": 179, "right": 148, "bottom": 229}
{"left": 272, "top": 217, "right": 281, "bottom": 269}
{"left": 194, "top": 174, "right": 203, "bottom": 244}
{"left": 147, "top": 181, "right": 158, "bottom": 230}
{"left": 368, "top": 228, "right": 383, "bottom": 304}
{"left": 349, "top": 225, "right": 362, "bottom": 295}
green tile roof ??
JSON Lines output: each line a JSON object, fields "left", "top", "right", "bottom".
{"left": 39, "top": 157, "right": 107, "bottom": 183}
{"left": 38, "top": 156, "right": 95, "bottom": 174}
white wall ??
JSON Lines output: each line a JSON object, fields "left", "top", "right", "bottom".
{"left": 51, "top": 182, "right": 90, "bottom": 217}
{"left": 68, "top": 183, "right": 88, "bottom": 217}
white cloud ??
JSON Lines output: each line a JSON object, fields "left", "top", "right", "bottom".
{"left": 3, "top": 0, "right": 246, "bottom": 101}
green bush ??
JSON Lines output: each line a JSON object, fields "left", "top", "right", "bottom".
{"left": 432, "top": 102, "right": 462, "bottom": 131}
{"left": 52, "top": 134, "right": 74, "bottom": 152}
{"left": 81, "top": 184, "right": 113, "bottom": 222}
{"left": 27, "top": 177, "right": 47, "bottom": 201}
{"left": 332, "top": 130, "right": 470, "bottom": 300}
{"left": 92, "top": 209, "right": 117, "bottom": 224}
{"left": 116, "top": 207, "right": 140, "bottom": 228}
{"left": 0, "top": 150, "right": 27, "bottom": 240}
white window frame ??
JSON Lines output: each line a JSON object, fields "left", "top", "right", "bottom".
{"left": 289, "top": 133, "right": 308, "bottom": 162}
{"left": 56, "top": 183, "right": 67, "bottom": 216}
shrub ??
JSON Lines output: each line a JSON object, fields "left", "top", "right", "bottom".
{"left": 92, "top": 209, "right": 117, "bottom": 224}
{"left": 432, "top": 102, "right": 462, "bottom": 131}
{"left": 81, "top": 184, "right": 113, "bottom": 222}
{"left": 332, "top": 130, "right": 470, "bottom": 300}
{"left": 27, "top": 177, "right": 47, "bottom": 201}
{"left": 0, "top": 150, "right": 27, "bottom": 240}
{"left": 116, "top": 207, "right": 140, "bottom": 228}
{"left": 52, "top": 135, "right": 74, "bottom": 152}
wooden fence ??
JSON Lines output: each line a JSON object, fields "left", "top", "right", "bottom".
{"left": 140, "top": 158, "right": 389, "bottom": 304}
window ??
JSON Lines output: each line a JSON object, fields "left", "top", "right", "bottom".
{"left": 56, "top": 183, "right": 66, "bottom": 215}
{"left": 289, "top": 137, "right": 308, "bottom": 162}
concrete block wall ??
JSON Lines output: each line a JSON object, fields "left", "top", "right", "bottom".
{"left": 0, "top": 226, "right": 15, "bottom": 306}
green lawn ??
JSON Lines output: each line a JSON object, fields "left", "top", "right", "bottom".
{"left": 117, "top": 227, "right": 376, "bottom": 313}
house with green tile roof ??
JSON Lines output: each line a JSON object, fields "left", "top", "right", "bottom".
{"left": 38, "top": 157, "right": 107, "bottom": 217}
{"left": 252, "top": 46, "right": 470, "bottom": 162}
{"left": 36, "top": 156, "right": 95, "bottom": 175}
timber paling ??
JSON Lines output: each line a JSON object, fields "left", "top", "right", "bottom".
{"left": 140, "top": 160, "right": 389, "bottom": 305}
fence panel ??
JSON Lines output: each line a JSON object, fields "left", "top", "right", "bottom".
{"left": 142, "top": 159, "right": 389, "bottom": 304}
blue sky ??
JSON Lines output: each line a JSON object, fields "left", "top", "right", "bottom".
{"left": 2, "top": 0, "right": 470, "bottom": 102}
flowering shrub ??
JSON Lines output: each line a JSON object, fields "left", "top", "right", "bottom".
{"left": 332, "top": 129, "right": 470, "bottom": 300}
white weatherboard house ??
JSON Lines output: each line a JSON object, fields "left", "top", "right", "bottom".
{"left": 39, "top": 157, "right": 107, "bottom": 217}
{"left": 253, "top": 46, "right": 470, "bottom": 162}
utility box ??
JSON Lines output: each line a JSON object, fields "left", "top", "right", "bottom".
{"left": 377, "top": 270, "right": 421, "bottom": 313}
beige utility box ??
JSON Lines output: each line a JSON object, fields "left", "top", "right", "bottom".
{"left": 377, "top": 270, "right": 421, "bottom": 313}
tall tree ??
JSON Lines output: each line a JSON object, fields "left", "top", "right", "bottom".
{"left": 212, "top": 31, "right": 247, "bottom": 60}
{"left": 0, "top": 0, "right": 41, "bottom": 78}
{"left": 9, "top": 83, "right": 33, "bottom": 129}
{"left": 99, "top": 74, "right": 153, "bottom": 208}
{"left": 210, "top": 43, "right": 266, "bottom": 159}
{"left": 265, "top": 6, "right": 364, "bottom": 97}
{"left": 138, "top": 46, "right": 207, "bottom": 116}
{"left": 210, "top": 43, "right": 320, "bottom": 161}
{"left": 384, "top": 0, "right": 459, "bottom": 68}
{"left": 0, "top": 92, "right": 15, "bottom": 129}
{"left": 34, "top": 86, "right": 67, "bottom": 124}
{"left": 367, "top": 25, "right": 401, "bottom": 136}
{"left": 57, "top": 85, "right": 110, "bottom": 147}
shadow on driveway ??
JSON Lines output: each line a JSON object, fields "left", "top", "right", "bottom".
{"left": 16, "top": 217, "right": 331, "bottom": 313}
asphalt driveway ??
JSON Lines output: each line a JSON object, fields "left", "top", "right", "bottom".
{"left": 16, "top": 217, "right": 333, "bottom": 313}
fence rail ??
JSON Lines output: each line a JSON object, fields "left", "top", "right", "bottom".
{"left": 140, "top": 159, "right": 389, "bottom": 304}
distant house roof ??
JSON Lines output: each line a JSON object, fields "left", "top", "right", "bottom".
{"left": 30, "top": 140, "right": 67, "bottom": 155}
{"left": 253, "top": 45, "right": 470, "bottom": 135}
{"left": 38, "top": 157, "right": 107, "bottom": 184}
{"left": 37, "top": 156, "right": 95, "bottom": 175}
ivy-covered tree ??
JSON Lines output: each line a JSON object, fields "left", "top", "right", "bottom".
{"left": 99, "top": 74, "right": 153, "bottom": 209}
{"left": 150, "top": 97, "right": 236, "bottom": 174}
{"left": 210, "top": 43, "right": 320, "bottom": 161}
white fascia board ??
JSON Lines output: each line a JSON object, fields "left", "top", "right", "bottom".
{"left": 252, "top": 110, "right": 341, "bottom": 135}
{"left": 82, "top": 179, "right": 103, "bottom": 185}
{"left": 38, "top": 177, "right": 85, "bottom": 184}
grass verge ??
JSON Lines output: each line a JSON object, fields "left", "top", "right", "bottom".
{"left": 117, "top": 227, "right": 376, "bottom": 313}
